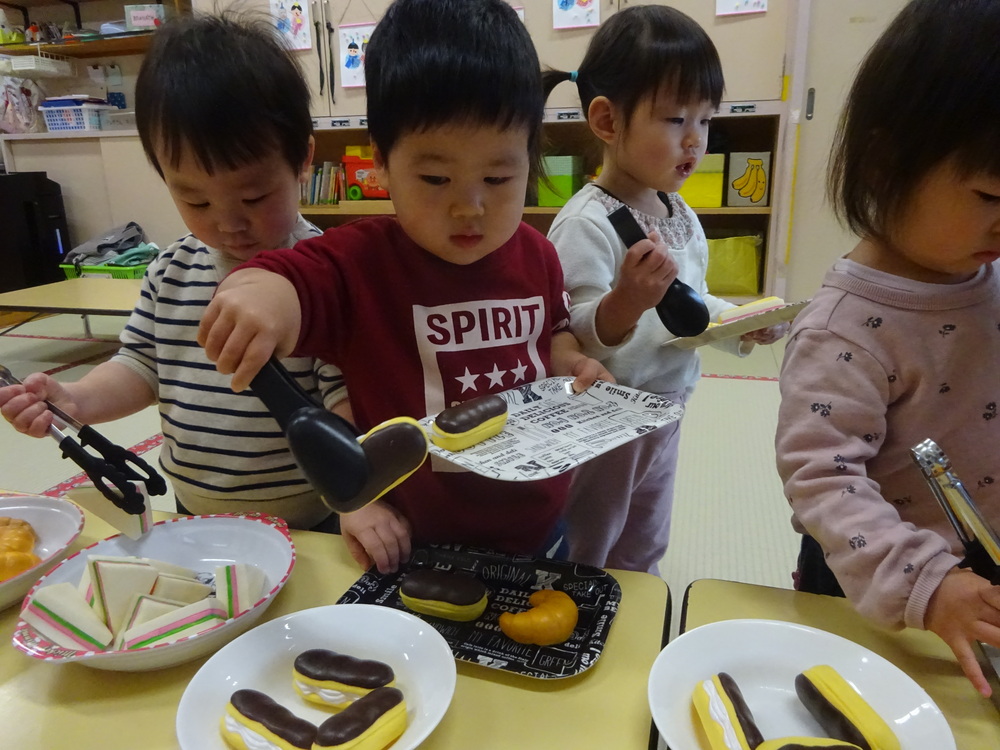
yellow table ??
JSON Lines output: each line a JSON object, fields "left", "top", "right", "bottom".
{"left": 681, "top": 578, "right": 1000, "bottom": 747}
{"left": 1, "top": 508, "right": 670, "bottom": 749}
{"left": 0, "top": 277, "right": 142, "bottom": 336}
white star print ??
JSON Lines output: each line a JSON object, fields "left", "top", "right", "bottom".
{"left": 510, "top": 359, "right": 528, "bottom": 383}
{"left": 485, "top": 363, "right": 507, "bottom": 388}
{"left": 456, "top": 367, "right": 479, "bottom": 393}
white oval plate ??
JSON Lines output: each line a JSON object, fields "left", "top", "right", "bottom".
{"left": 0, "top": 495, "right": 84, "bottom": 611}
{"left": 12, "top": 514, "right": 295, "bottom": 671}
{"left": 176, "top": 603, "right": 457, "bottom": 750}
{"left": 649, "top": 619, "right": 955, "bottom": 750}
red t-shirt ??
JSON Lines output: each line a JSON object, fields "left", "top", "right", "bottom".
{"left": 244, "top": 216, "right": 572, "bottom": 553}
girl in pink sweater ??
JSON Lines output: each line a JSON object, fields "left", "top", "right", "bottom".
{"left": 776, "top": 0, "right": 1000, "bottom": 696}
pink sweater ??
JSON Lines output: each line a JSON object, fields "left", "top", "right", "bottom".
{"left": 777, "top": 259, "right": 1000, "bottom": 630}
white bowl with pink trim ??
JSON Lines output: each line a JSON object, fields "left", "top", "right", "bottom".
{"left": 11, "top": 514, "right": 295, "bottom": 671}
{"left": 0, "top": 495, "right": 85, "bottom": 611}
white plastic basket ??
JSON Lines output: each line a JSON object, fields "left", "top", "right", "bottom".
{"left": 40, "top": 103, "right": 114, "bottom": 133}
{"left": 10, "top": 52, "right": 73, "bottom": 79}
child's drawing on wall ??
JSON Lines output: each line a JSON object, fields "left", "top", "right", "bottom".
{"left": 339, "top": 22, "right": 376, "bottom": 88}
{"left": 270, "top": 0, "right": 311, "bottom": 50}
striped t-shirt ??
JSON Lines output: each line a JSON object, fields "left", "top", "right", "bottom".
{"left": 112, "top": 216, "right": 346, "bottom": 526}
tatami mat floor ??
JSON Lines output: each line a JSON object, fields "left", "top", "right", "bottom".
{"left": 0, "top": 312, "right": 800, "bottom": 640}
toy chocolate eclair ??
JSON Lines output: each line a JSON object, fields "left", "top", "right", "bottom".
{"left": 342, "top": 417, "right": 429, "bottom": 514}
{"left": 399, "top": 568, "right": 488, "bottom": 621}
{"left": 794, "top": 665, "right": 900, "bottom": 750}
{"left": 221, "top": 689, "right": 316, "bottom": 750}
{"left": 312, "top": 686, "right": 406, "bottom": 750}
{"left": 292, "top": 649, "right": 396, "bottom": 709}
{"left": 691, "top": 672, "right": 764, "bottom": 750}
{"left": 430, "top": 393, "right": 508, "bottom": 451}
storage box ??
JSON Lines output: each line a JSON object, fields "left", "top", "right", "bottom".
{"left": 99, "top": 108, "right": 136, "bottom": 131}
{"left": 125, "top": 4, "right": 169, "bottom": 30}
{"left": 678, "top": 153, "right": 724, "bottom": 208}
{"left": 726, "top": 152, "right": 772, "bottom": 207}
{"left": 60, "top": 263, "right": 148, "bottom": 280}
{"left": 40, "top": 104, "right": 114, "bottom": 133}
{"left": 706, "top": 235, "right": 762, "bottom": 295}
{"left": 538, "top": 155, "right": 583, "bottom": 207}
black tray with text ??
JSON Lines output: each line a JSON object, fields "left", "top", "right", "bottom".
{"left": 336, "top": 545, "right": 621, "bottom": 679}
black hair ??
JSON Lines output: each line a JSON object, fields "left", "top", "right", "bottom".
{"left": 542, "top": 5, "right": 723, "bottom": 127}
{"left": 829, "top": 0, "right": 1000, "bottom": 240}
{"left": 365, "top": 0, "right": 544, "bottom": 177}
{"left": 135, "top": 11, "right": 312, "bottom": 178}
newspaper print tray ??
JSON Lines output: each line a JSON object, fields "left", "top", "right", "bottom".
{"left": 337, "top": 545, "right": 622, "bottom": 679}
{"left": 420, "top": 377, "right": 683, "bottom": 481}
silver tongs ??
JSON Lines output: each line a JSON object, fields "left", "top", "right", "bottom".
{"left": 911, "top": 438, "right": 1000, "bottom": 583}
{"left": 0, "top": 364, "right": 166, "bottom": 515}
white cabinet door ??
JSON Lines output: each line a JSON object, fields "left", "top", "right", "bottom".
{"left": 784, "top": 0, "right": 907, "bottom": 301}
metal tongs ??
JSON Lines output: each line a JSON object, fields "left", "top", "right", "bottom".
{"left": 0, "top": 364, "right": 166, "bottom": 515}
{"left": 911, "top": 438, "right": 1000, "bottom": 583}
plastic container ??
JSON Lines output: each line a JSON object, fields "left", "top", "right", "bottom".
{"left": 99, "top": 109, "right": 136, "bottom": 131}
{"left": 60, "top": 263, "right": 148, "bottom": 280}
{"left": 40, "top": 104, "right": 115, "bottom": 133}
{"left": 10, "top": 53, "right": 73, "bottom": 79}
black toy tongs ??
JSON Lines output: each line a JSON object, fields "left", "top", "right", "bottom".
{"left": 250, "top": 358, "right": 370, "bottom": 513}
{"left": 607, "top": 205, "right": 710, "bottom": 338}
{"left": 0, "top": 364, "right": 166, "bottom": 515}
{"left": 911, "top": 438, "right": 1000, "bottom": 583}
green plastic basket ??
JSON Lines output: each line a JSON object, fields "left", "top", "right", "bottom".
{"left": 60, "top": 263, "right": 148, "bottom": 280}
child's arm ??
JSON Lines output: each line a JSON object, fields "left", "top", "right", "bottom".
{"left": 0, "top": 361, "right": 155, "bottom": 437}
{"left": 550, "top": 331, "right": 615, "bottom": 390}
{"left": 339, "top": 500, "right": 413, "bottom": 573}
{"left": 595, "top": 231, "right": 678, "bottom": 346}
{"left": 925, "top": 567, "right": 1000, "bottom": 697}
{"left": 777, "top": 328, "right": 959, "bottom": 627}
{"left": 198, "top": 268, "right": 303, "bottom": 392}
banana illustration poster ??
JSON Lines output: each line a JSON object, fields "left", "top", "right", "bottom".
{"left": 726, "top": 151, "right": 771, "bottom": 207}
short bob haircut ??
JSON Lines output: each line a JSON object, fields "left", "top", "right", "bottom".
{"left": 542, "top": 5, "right": 723, "bottom": 127}
{"left": 136, "top": 11, "right": 312, "bottom": 178}
{"left": 828, "top": 0, "right": 1000, "bottom": 241}
{"left": 364, "top": 0, "right": 544, "bottom": 179}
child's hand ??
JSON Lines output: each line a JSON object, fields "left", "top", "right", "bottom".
{"left": 550, "top": 331, "right": 615, "bottom": 392}
{"left": 339, "top": 500, "right": 413, "bottom": 574}
{"left": 0, "top": 373, "right": 74, "bottom": 438}
{"left": 740, "top": 322, "right": 790, "bottom": 345}
{"left": 617, "top": 231, "right": 678, "bottom": 314}
{"left": 925, "top": 567, "right": 1000, "bottom": 697}
{"left": 567, "top": 354, "right": 615, "bottom": 393}
{"left": 197, "top": 269, "right": 302, "bottom": 392}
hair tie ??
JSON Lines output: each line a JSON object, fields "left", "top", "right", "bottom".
{"left": 569, "top": 70, "right": 578, "bottom": 83}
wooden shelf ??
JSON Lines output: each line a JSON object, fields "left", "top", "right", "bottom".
{"left": 0, "top": 33, "right": 153, "bottom": 58}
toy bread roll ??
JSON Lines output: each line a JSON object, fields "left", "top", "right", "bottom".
{"left": 312, "top": 686, "right": 406, "bottom": 750}
{"left": 691, "top": 672, "right": 764, "bottom": 750}
{"left": 794, "top": 665, "right": 900, "bottom": 750}
{"left": 498, "top": 589, "right": 579, "bottom": 646}
{"left": 221, "top": 689, "right": 316, "bottom": 750}
{"left": 293, "top": 648, "right": 396, "bottom": 709}
{"left": 0, "top": 516, "right": 40, "bottom": 581}
{"left": 757, "top": 740, "right": 862, "bottom": 749}
{"left": 430, "top": 394, "right": 508, "bottom": 451}
{"left": 399, "top": 568, "right": 488, "bottom": 621}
